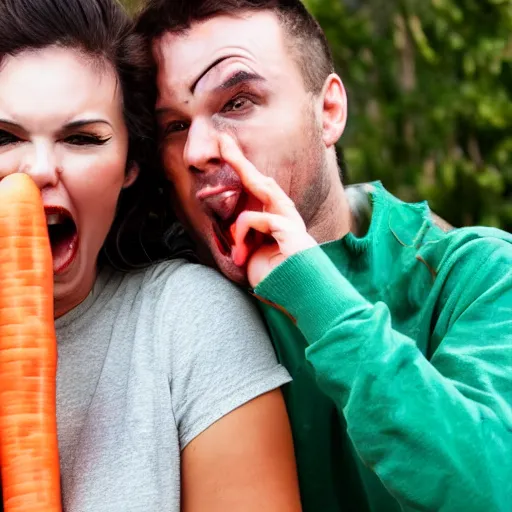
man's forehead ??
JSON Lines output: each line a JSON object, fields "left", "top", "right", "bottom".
{"left": 153, "top": 11, "right": 288, "bottom": 93}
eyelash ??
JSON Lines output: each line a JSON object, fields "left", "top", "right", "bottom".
{"left": 221, "top": 95, "right": 254, "bottom": 113}
{"left": 0, "top": 130, "right": 111, "bottom": 147}
{"left": 63, "top": 134, "right": 111, "bottom": 146}
{"left": 0, "top": 130, "right": 21, "bottom": 147}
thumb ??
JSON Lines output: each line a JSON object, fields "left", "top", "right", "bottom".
{"left": 247, "top": 243, "right": 284, "bottom": 288}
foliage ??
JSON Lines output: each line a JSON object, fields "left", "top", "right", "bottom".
{"left": 306, "top": 0, "right": 512, "bottom": 230}
{"left": 121, "top": 0, "right": 139, "bottom": 13}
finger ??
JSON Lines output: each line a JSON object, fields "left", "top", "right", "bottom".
{"left": 232, "top": 210, "right": 316, "bottom": 266}
{"left": 219, "top": 134, "right": 294, "bottom": 214}
{"left": 234, "top": 211, "right": 285, "bottom": 248}
{"left": 231, "top": 211, "right": 285, "bottom": 266}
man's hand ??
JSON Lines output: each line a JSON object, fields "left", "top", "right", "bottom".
{"left": 219, "top": 135, "right": 317, "bottom": 288}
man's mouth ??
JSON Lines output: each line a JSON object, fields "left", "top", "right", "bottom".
{"left": 45, "top": 206, "right": 79, "bottom": 274}
{"left": 198, "top": 187, "right": 262, "bottom": 266}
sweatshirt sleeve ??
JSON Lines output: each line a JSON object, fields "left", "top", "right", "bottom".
{"left": 254, "top": 241, "right": 512, "bottom": 512}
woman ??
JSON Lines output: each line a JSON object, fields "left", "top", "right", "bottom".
{"left": 0, "top": 0, "right": 301, "bottom": 510}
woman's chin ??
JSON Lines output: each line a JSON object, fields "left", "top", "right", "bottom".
{"left": 52, "top": 255, "right": 96, "bottom": 317}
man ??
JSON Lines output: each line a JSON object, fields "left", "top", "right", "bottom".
{"left": 136, "top": 1, "right": 512, "bottom": 510}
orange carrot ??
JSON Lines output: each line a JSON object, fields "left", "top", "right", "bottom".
{"left": 0, "top": 173, "right": 62, "bottom": 511}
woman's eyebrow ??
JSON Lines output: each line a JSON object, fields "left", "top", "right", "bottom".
{"left": 0, "top": 119, "right": 22, "bottom": 130}
{"left": 63, "top": 119, "right": 112, "bottom": 130}
{"left": 0, "top": 119, "right": 112, "bottom": 132}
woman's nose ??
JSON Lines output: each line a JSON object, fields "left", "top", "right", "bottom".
{"left": 22, "top": 143, "right": 60, "bottom": 189}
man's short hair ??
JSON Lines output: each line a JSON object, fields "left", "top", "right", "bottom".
{"left": 136, "top": 0, "right": 334, "bottom": 94}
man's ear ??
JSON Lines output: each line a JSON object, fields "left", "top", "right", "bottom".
{"left": 123, "top": 162, "right": 140, "bottom": 189}
{"left": 320, "top": 73, "right": 347, "bottom": 148}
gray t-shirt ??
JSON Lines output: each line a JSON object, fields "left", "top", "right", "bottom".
{"left": 55, "top": 259, "right": 291, "bottom": 512}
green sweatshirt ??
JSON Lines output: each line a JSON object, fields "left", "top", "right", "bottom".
{"left": 254, "top": 182, "right": 512, "bottom": 512}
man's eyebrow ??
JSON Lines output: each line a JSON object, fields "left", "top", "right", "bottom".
{"left": 190, "top": 56, "right": 229, "bottom": 94}
{"left": 190, "top": 55, "right": 265, "bottom": 94}
{"left": 155, "top": 69, "right": 266, "bottom": 116}
{"left": 155, "top": 106, "right": 179, "bottom": 118}
{"left": 215, "top": 70, "right": 265, "bottom": 92}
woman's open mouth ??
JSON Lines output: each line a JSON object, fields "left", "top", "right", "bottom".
{"left": 45, "top": 206, "right": 79, "bottom": 274}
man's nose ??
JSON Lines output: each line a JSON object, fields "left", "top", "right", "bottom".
{"left": 183, "top": 120, "right": 222, "bottom": 173}
{"left": 22, "top": 143, "right": 60, "bottom": 189}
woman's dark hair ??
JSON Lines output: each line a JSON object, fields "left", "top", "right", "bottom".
{"left": 0, "top": 0, "right": 194, "bottom": 269}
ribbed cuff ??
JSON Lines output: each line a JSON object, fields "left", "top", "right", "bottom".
{"left": 254, "top": 246, "right": 370, "bottom": 343}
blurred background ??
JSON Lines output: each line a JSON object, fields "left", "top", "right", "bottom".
{"left": 123, "top": 0, "right": 512, "bottom": 232}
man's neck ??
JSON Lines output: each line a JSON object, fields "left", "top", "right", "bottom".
{"left": 306, "top": 179, "right": 352, "bottom": 244}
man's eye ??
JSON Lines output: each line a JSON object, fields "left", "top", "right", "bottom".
{"left": 222, "top": 96, "right": 252, "bottom": 113}
{"left": 64, "top": 134, "right": 111, "bottom": 146}
{"left": 0, "top": 130, "right": 21, "bottom": 146}
{"left": 164, "top": 121, "right": 189, "bottom": 135}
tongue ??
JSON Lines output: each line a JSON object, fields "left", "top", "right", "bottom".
{"left": 52, "top": 239, "right": 71, "bottom": 271}
{"left": 49, "top": 224, "right": 77, "bottom": 272}
{"left": 203, "top": 189, "right": 241, "bottom": 221}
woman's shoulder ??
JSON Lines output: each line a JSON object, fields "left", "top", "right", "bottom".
{"left": 143, "top": 261, "right": 290, "bottom": 450}
{"left": 134, "top": 259, "right": 266, "bottom": 343}
{"left": 94, "top": 259, "right": 255, "bottom": 330}
{"left": 138, "top": 258, "right": 249, "bottom": 305}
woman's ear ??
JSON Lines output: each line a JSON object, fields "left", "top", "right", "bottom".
{"left": 321, "top": 73, "right": 347, "bottom": 148}
{"left": 123, "top": 162, "right": 140, "bottom": 189}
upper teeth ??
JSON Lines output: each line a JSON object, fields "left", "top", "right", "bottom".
{"left": 46, "top": 213, "right": 66, "bottom": 225}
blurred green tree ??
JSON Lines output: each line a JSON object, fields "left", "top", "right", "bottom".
{"left": 122, "top": 0, "right": 512, "bottom": 230}
{"left": 306, "top": 0, "right": 512, "bottom": 230}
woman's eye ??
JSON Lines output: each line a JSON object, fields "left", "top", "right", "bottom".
{"left": 222, "top": 96, "right": 252, "bottom": 113}
{"left": 0, "top": 130, "right": 21, "bottom": 146}
{"left": 64, "top": 134, "right": 110, "bottom": 146}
